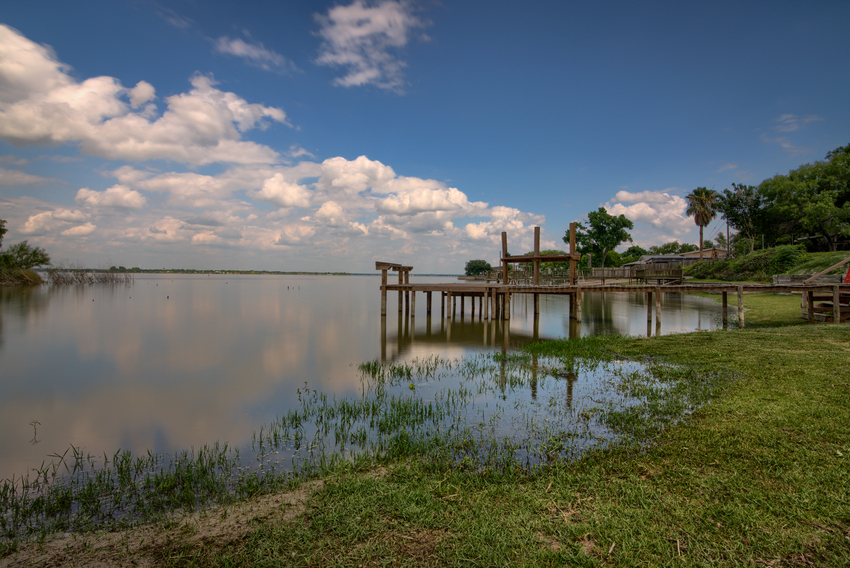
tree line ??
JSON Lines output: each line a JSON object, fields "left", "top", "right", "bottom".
{"left": 564, "top": 143, "right": 850, "bottom": 268}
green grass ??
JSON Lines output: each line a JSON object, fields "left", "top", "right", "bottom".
{"left": 151, "top": 297, "right": 850, "bottom": 566}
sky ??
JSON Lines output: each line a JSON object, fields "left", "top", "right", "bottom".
{"left": 1, "top": 0, "right": 848, "bottom": 273}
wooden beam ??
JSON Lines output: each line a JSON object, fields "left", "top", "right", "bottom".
{"left": 569, "top": 222, "right": 577, "bottom": 285}
{"left": 721, "top": 291, "right": 728, "bottom": 326}
{"left": 802, "top": 256, "right": 850, "bottom": 284}
{"left": 502, "top": 231, "right": 509, "bottom": 284}
{"left": 807, "top": 290, "right": 814, "bottom": 323}
{"left": 833, "top": 285, "right": 841, "bottom": 323}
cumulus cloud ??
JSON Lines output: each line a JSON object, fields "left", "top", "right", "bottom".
{"left": 214, "top": 36, "right": 298, "bottom": 74}
{"left": 75, "top": 184, "right": 147, "bottom": 209}
{"left": 20, "top": 208, "right": 88, "bottom": 235}
{"left": 61, "top": 222, "right": 97, "bottom": 236}
{"left": 0, "top": 24, "right": 288, "bottom": 165}
{"left": 314, "top": 0, "right": 426, "bottom": 92}
{"left": 607, "top": 190, "right": 692, "bottom": 236}
{"left": 256, "top": 173, "right": 312, "bottom": 208}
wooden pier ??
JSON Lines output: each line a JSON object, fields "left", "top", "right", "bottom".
{"left": 377, "top": 226, "right": 849, "bottom": 330}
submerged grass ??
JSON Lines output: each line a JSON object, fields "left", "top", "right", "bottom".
{"left": 1, "top": 339, "right": 723, "bottom": 554}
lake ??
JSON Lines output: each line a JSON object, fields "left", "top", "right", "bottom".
{"left": 0, "top": 274, "right": 727, "bottom": 480}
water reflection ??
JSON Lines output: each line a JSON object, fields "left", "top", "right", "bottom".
{"left": 1, "top": 276, "right": 726, "bottom": 481}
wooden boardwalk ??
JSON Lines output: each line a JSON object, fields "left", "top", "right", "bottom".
{"left": 376, "top": 225, "right": 849, "bottom": 330}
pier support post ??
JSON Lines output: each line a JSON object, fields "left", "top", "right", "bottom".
{"left": 404, "top": 270, "right": 410, "bottom": 316}
{"left": 491, "top": 287, "right": 497, "bottom": 321}
{"left": 452, "top": 294, "right": 457, "bottom": 318}
{"left": 484, "top": 287, "right": 490, "bottom": 320}
{"left": 737, "top": 285, "right": 745, "bottom": 328}
{"left": 471, "top": 294, "right": 476, "bottom": 318}
{"left": 411, "top": 291, "right": 416, "bottom": 319}
{"left": 806, "top": 290, "right": 814, "bottom": 323}
{"left": 380, "top": 269, "right": 388, "bottom": 316}
{"left": 502, "top": 232, "right": 509, "bottom": 284}
{"left": 655, "top": 286, "right": 662, "bottom": 336}
{"left": 398, "top": 269, "right": 403, "bottom": 313}
{"left": 721, "top": 291, "right": 728, "bottom": 326}
{"left": 446, "top": 291, "right": 452, "bottom": 320}
{"left": 460, "top": 294, "right": 465, "bottom": 318}
{"left": 504, "top": 291, "right": 511, "bottom": 320}
{"left": 833, "top": 286, "right": 841, "bottom": 323}
{"left": 646, "top": 291, "right": 653, "bottom": 324}
{"left": 426, "top": 291, "right": 432, "bottom": 316}
{"left": 576, "top": 288, "right": 582, "bottom": 322}
{"left": 533, "top": 293, "right": 539, "bottom": 315}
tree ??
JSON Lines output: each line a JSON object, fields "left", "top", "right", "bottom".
{"left": 758, "top": 145, "right": 850, "bottom": 252}
{"left": 717, "top": 183, "right": 764, "bottom": 254}
{"left": 1, "top": 241, "right": 51, "bottom": 269}
{"left": 714, "top": 233, "right": 728, "bottom": 250}
{"left": 620, "top": 245, "right": 648, "bottom": 265}
{"left": 648, "top": 241, "right": 697, "bottom": 255}
{"left": 0, "top": 218, "right": 6, "bottom": 248}
{"left": 565, "top": 207, "right": 634, "bottom": 268}
{"left": 464, "top": 259, "right": 492, "bottom": 276}
{"left": 685, "top": 187, "right": 719, "bottom": 261}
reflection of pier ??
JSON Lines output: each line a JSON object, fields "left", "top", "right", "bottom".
{"left": 379, "top": 311, "right": 579, "bottom": 406}
{"left": 378, "top": 226, "right": 850, "bottom": 333}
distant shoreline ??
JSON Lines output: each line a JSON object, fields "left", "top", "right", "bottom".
{"left": 34, "top": 268, "right": 461, "bottom": 277}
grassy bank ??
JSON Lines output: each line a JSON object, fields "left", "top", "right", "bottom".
{"left": 685, "top": 246, "right": 849, "bottom": 282}
{"left": 4, "top": 294, "right": 849, "bottom": 566}
{"left": 0, "top": 267, "right": 42, "bottom": 286}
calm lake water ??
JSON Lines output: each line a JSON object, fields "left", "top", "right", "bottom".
{"left": 0, "top": 274, "right": 727, "bottom": 480}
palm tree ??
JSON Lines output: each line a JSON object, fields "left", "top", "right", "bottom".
{"left": 685, "top": 187, "right": 719, "bottom": 261}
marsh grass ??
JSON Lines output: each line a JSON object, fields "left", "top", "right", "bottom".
{"left": 46, "top": 265, "right": 134, "bottom": 285}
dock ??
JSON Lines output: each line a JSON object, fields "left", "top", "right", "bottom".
{"left": 377, "top": 225, "right": 850, "bottom": 330}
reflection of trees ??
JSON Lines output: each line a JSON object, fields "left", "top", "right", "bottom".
{"left": 0, "top": 286, "right": 52, "bottom": 352}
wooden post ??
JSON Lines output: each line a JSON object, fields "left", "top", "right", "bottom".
{"left": 441, "top": 292, "right": 445, "bottom": 319}
{"left": 655, "top": 286, "right": 662, "bottom": 336}
{"left": 404, "top": 270, "right": 410, "bottom": 315}
{"left": 460, "top": 294, "right": 465, "bottom": 318}
{"left": 807, "top": 290, "right": 814, "bottom": 323}
{"left": 569, "top": 222, "right": 577, "bottom": 285}
{"left": 504, "top": 291, "right": 511, "bottom": 320}
{"left": 484, "top": 287, "right": 490, "bottom": 320}
{"left": 647, "top": 291, "right": 653, "bottom": 325}
{"left": 833, "top": 285, "right": 841, "bottom": 323}
{"left": 533, "top": 293, "right": 539, "bottom": 315}
{"left": 491, "top": 287, "right": 497, "bottom": 321}
{"left": 411, "top": 291, "right": 416, "bottom": 319}
{"left": 576, "top": 288, "right": 582, "bottom": 322}
{"left": 721, "top": 291, "right": 728, "bottom": 326}
{"left": 452, "top": 293, "right": 457, "bottom": 318}
{"left": 427, "top": 291, "right": 432, "bottom": 316}
{"left": 502, "top": 232, "right": 509, "bottom": 284}
{"left": 737, "top": 285, "right": 745, "bottom": 328}
{"left": 471, "top": 294, "right": 476, "bottom": 318}
{"left": 381, "top": 269, "right": 388, "bottom": 316}
{"left": 398, "top": 268, "right": 403, "bottom": 313}
{"left": 446, "top": 291, "right": 452, "bottom": 320}
{"left": 533, "top": 226, "right": 541, "bottom": 286}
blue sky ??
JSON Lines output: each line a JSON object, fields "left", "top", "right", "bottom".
{"left": 1, "top": 0, "right": 848, "bottom": 272}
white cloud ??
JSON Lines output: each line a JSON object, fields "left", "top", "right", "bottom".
{"left": 75, "top": 184, "right": 147, "bottom": 209}
{"left": 613, "top": 190, "right": 676, "bottom": 204}
{"left": 607, "top": 191, "right": 692, "bottom": 236}
{"left": 20, "top": 208, "right": 88, "bottom": 235}
{"left": 256, "top": 173, "right": 312, "bottom": 208}
{"left": 715, "top": 163, "right": 737, "bottom": 173}
{"left": 0, "top": 166, "right": 55, "bottom": 186}
{"left": 0, "top": 25, "right": 288, "bottom": 165}
{"left": 214, "top": 36, "right": 298, "bottom": 74}
{"left": 61, "top": 222, "right": 97, "bottom": 236}
{"left": 314, "top": 0, "right": 426, "bottom": 92}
